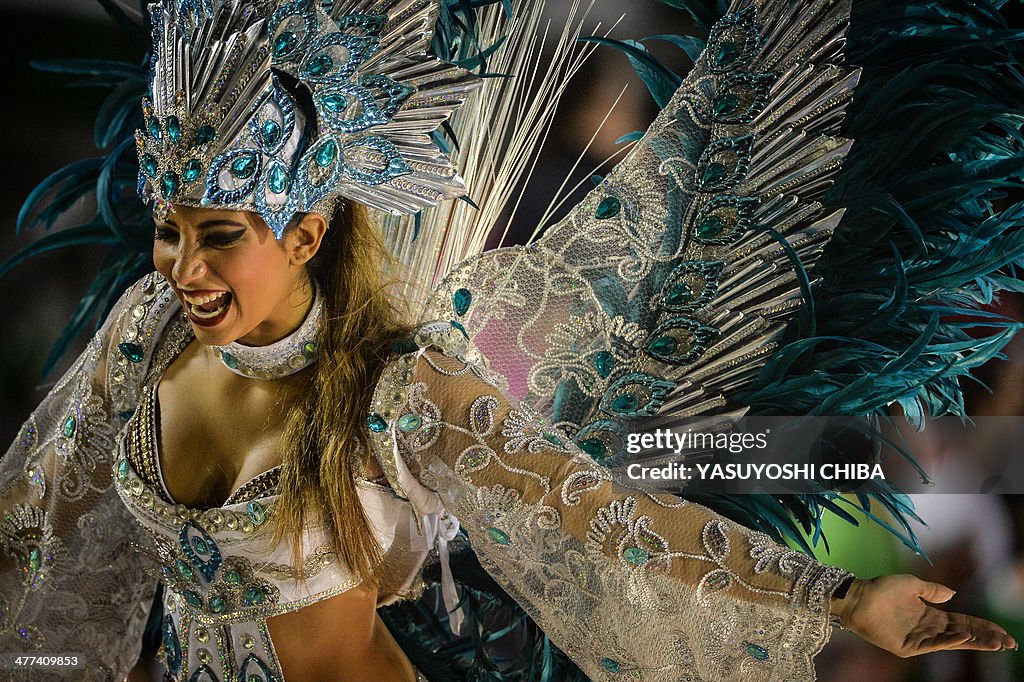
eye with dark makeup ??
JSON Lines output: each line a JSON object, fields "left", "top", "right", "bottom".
{"left": 152, "top": 226, "right": 246, "bottom": 247}
{"left": 204, "top": 229, "right": 246, "bottom": 247}
{"left": 154, "top": 226, "right": 177, "bottom": 242}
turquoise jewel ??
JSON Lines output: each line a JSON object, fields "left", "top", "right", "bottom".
{"left": 141, "top": 153, "right": 158, "bottom": 177}
{"left": 191, "top": 536, "right": 209, "bottom": 555}
{"left": 700, "top": 162, "right": 727, "bottom": 187}
{"left": 209, "top": 595, "right": 226, "bottom": 614}
{"left": 224, "top": 569, "right": 241, "bottom": 584}
{"left": 610, "top": 393, "right": 639, "bottom": 413}
{"left": 594, "top": 350, "right": 614, "bottom": 378}
{"left": 397, "top": 413, "right": 422, "bottom": 432}
{"left": 713, "top": 92, "right": 741, "bottom": 118}
{"left": 647, "top": 336, "right": 679, "bottom": 356}
{"left": 577, "top": 438, "right": 606, "bottom": 458}
{"left": 247, "top": 501, "right": 266, "bottom": 526}
{"left": 600, "top": 658, "right": 621, "bottom": 673}
{"left": 272, "top": 31, "right": 297, "bottom": 58}
{"left": 230, "top": 154, "right": 257, "bottom": 179}
{"left": 148, "top": 117, "right": 161, "bottom": 140}
{"left": 696, "top": 215, "right": 726, "bottom": 239}
{"left": 160, "top": 171, "right": 180, "bottom": 199}
{"left": 163, "top": 616, "right": 182, "bottom": 674}
{"left": 367, "top": 413, "right": 388, "bottom": 433}
{"left": 486, "top": 527, "right": 510, "bottom": 545}
{"left": 118, "top": 342, "right": 144, "bottom": 363}
{"left": 175, "top": 559, "right": 194, "bottom": 580}
{"left": 117, "top": 459, "right": 129, "bottom": 481}
{"left": 306, "top": 54, "right": 334, "bottom": 77}
{"left": 184, "top": 590, "right": 203, "bottom": 608}
{"left": 301, "top": 340, "right": 317, "bottom": 359}
{"left": 452, "top": 288, "right": 472, "bottom": 316}
{"left": 240, "top": 654, "right": 275, "bottom": 682}
{"left": 595, "top": 196, "right": 621, "bottom": 219}
{"left": 62, "top": 415, "right": 76, "bottom": 438}
{"left": 543, "top": 433, "right": 563, "bottom": 446}
{"left": 451, "top": 319, "right": 469, "bottom": 339}
{"left": 623, "top": 547, "right": 649, "bottom": 565}
{"left": 221, "top": 352, "right": 238, "bottom": 369}
{"left": 28, "top": 548, "right": 42, "bottom": 574}
{"left": 646, "top": 318, "right": 716, "bottom": 365}
{"left": 665, "top": 283, "right": 694, "bottom": 306}
{"left": 322, "top": 93, "right": 347, "bottom": 112}
{"left": 601, "top": 373, "right": 675, "bottom": 417}
{"left": 260, "top": 119, "right": 282, "bottom": 147}
{"left": 182, "top": 159, "right": 203, "bottom": 183}
{"left": 194, "top": 125, "right": 216, "bottom": 145}
{"left": 715, "top": 41, "right": 739, "bottom": 67}
{"left": 166, "top": 115, "right": 182, "bottom": 143}
{"left": 745, "top": 643, "right": 769, "bottom": 661}
{"left": 269, "top": 164, "right": 288, "bottom": 194}
{"left": 315, "top": 140, "right": 338, "bottom": 167}
{"left": 179, "top": 521, "right": 222, "bottom": 582}
{"left": 242, "top": 587, "right": 265, "bottom": 606}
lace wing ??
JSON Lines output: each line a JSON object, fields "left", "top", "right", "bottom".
{"left": 0, "top": 276, "right": 161, "bottom": 680}
{"left": 425, "top": 0, "right": 859, "bottom": 465}
{"left": 369, "top": 339, "right": 852, "bottom": 680}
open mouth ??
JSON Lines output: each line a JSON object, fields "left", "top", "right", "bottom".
{"left": 181, "top": 291, "right": 232, "bottom": 325}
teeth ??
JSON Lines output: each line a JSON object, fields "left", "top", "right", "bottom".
{"left": 189, "top": 298, "right": 230, "bottom": 319}
{"left": 182, "top": 291, "right": 228, "bottom": 305}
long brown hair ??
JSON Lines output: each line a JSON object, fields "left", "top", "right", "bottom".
{"left": 272, "top": 201, "right": 413, "bottom": 585}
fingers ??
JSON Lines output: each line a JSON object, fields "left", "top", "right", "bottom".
{"left": 954, "top": 613, "right": 1017, "bottom": 650}
{"left": 914, "top": 619, "right": 1018, "bottom": 654}
{"left": 916, "top": 579, "right": 956, "bottom": 604}
{"left": 944, "top": 632, "right": 1014, "bottom": 652}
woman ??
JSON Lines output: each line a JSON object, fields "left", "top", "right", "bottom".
{"left": 0, "top": 0, "right": 1020, "bottom": 679}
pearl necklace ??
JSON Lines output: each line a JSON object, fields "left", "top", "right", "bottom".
{"left": 210, "top": 291, "right": 322, "bottom": 380}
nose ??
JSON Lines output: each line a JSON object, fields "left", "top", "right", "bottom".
{"left": 171, "top": 241, "right": 207, "bottom": 286}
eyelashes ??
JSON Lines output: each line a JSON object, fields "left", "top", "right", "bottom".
{"left": 153, "top": 228, "right": 246, "bottom": 247}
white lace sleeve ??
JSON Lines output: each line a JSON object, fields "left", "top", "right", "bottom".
{"left": 0, "top": 276, "right": 161, "bottom": 680}
{"left": 369, "top": 342, "right": 852, "bottom": 682}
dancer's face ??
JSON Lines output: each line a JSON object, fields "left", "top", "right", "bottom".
{"left": 152, "top": 206, "right": 326, "bottom": 347}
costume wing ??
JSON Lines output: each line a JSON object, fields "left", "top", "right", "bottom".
{"left": 0, "top": 277, "right": 162, "bottom": 680}
{"left": 367, "top": 3, "right": 861, "bottom": 678}
{"left": 425, "top": 0, "right": 857, "bottom": 477}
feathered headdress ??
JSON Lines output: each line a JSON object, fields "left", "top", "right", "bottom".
{"left": 137, "top": 0, "right": 481, "bottom": 236}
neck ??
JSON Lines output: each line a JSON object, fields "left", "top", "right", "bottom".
{"left": 237, "top": 279, "right": 316, "bottom": 347}
{"left": 211, "top": 284, "right": 322, "bottom": 381}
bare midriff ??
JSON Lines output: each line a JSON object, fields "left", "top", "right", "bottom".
{"left": 267, "top": 585, "right": 416, "bottom": 681}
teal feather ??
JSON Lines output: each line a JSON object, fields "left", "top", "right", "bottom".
{"left": 577, "top": 37, "right": 682, "bottom": 108}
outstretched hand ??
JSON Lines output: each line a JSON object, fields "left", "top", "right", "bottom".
{"left": 832, "top": 575, "right": 1018, "bottom": 658}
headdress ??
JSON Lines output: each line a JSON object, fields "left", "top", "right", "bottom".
{"left": 136, "top": 0, "right": 481, "bottom": 236}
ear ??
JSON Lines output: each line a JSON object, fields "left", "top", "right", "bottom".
{"left": 287, "top": 212, "right": 328, "bottom": 265}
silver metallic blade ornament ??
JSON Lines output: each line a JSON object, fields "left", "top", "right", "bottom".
{"left": 136, "top": 0, "right": 481, "bottom": 236}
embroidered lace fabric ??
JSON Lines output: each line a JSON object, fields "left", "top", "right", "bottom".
{"left": 366, "top": 338, "right": 852, "bottom": 681}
